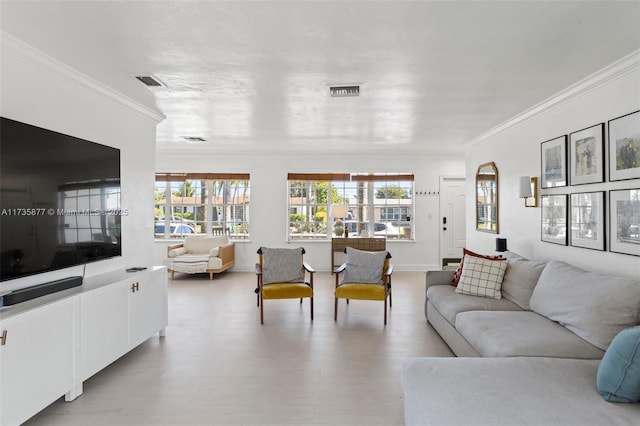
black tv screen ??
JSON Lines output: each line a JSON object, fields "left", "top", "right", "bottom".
{"left": 0, "top": 117, "right": 121, "bottom": 282}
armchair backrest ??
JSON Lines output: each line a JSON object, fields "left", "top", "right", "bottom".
{"left": 343, "top": 247, "right": 391, "bottom": 284}
{"left": 184, "top": 235, "right": 229, "bottom": 254}
{"left": 258, "top": 247, "right": 306, "bottom": 284}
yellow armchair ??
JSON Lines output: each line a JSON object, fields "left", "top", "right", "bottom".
{"left": 334, "top": 247, "right": 393, "bottom": 324}
{"left": 255, "top": 247, "right": 315, "bottom": 324}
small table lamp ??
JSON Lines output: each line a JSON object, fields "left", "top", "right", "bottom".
{"left": 331, "top": 204, "right": 349, "bottom": 237}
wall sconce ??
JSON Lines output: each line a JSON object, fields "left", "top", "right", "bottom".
{"left": 519, "top": 176, "right": 538, "bottom": 207}
{"left": 495, "top": 238, "right": 508, "bottom": 252}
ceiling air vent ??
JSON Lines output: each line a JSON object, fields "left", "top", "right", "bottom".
{"left": 181, "top": 136, "right": 207, "bottom": 143}
{"left": 135, "top": 75, "right": 163, "bottom": 87}
{"left": 330, "top": 85, "right": 360, "bottom": 97}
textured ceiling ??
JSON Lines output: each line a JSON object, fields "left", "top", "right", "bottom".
{"left": 1, "top": 1, "right": 639, "bottom": 156}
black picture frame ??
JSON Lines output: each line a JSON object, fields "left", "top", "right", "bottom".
{"left": 541, "top": 194, "right": 568, "bottom": 245}
{"left": 541, "top": 136, "right": 567, "bottom": 188}
{"left": 609, "top": 188, "right": 640, "bottom": 256}
{"left": 609, "top": 110, "right": 640, "bottom": 182}
{"left": 569, "top": 123, "right": 604, "bottom": 186}
{"left": 569, "top": 191, "right": 605, "bottom": 251}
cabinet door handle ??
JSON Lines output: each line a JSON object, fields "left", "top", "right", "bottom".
{"left": 131, "top": 282, "right": 139, "bottom": 292}
{"left": 0, "top": 329, "right": 7, "bottom": 346}
{"left": 135, "top": 282, "right": 139, "bottom": 292}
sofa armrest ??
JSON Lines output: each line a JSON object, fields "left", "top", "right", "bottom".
{"left": 425, "top": 270, "right": 456, "bottom": 288}
{"left": 168, "top": 247, "right": 188, "bottom": 258}
{"left": 217, "top": 242, "right": 235, "bottom": 264}
{"left": 167, "top": 243, "right": 185, "bottom": 257}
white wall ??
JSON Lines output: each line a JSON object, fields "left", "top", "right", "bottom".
{"left": 0, "top": 35, "right": 163, "bottom": 293}
{"left": 154, "top": 152, "right": 464, "bottom": 272}
{"left": 466, "top": 64, "right": 640, "bottom": 279}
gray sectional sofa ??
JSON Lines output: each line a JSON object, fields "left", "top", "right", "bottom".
{"left": 402, "top": 252, "right": 640, "bottom": 425}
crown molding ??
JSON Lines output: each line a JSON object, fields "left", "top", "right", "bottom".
{"left": 0, "top": 32, "right": 165, "bottom": 123}
{"left": 465, "top": 49, "right": 640, "bottom": 147}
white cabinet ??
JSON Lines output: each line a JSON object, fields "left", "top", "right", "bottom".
{"left": 0, "top": 297, "right": 78, "bottom": 426}
{"left": 80, "top": 267, "right": 168, "bottom": 380}
{"left": 128, "top": 270, "right": 167, "bottom": 347}
{"left": 80, "top": 280, "right": 130, "bottom": 380}
{"left": 0, "top": 266, "right": 167, "bottom": 425}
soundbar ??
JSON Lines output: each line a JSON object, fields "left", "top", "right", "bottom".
{"left": 2, "top": 276, "right": 83, "bottom": 306}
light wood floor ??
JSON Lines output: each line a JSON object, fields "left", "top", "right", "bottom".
{"left": 26, "top": 271, "right": 453, "bottom": 426}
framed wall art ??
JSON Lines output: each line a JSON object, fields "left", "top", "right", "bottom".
{"left": 609, "top": 189, "right": 640, "bottom": 256}
{"left": 569, "top": 123, "right": 604, "bottom": 185}
{"left": 541, "top": 136, "right": 567, "bottom": 188}
{"left": 541, "top": 194, "right": 567, "bottom": 245}
{"left": 609, "top": 110, "right": 640, "bottom": 181}
{"left": 569, "top": 191, "right": 605, "bottom": 251}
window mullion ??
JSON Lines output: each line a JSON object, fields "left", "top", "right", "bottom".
{"left": 164, "top": 181, "right": 171, "bottom": 238}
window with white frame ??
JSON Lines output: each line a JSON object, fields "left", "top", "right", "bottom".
{"left": 154, "top": 173, "right": 250, "bottom": 239}
{"left": 287, "top": 173, "right": 414, "bottom": 241}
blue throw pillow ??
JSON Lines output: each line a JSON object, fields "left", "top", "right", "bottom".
{"left": 596, "top": 326, "right": 640, "bottom": 402}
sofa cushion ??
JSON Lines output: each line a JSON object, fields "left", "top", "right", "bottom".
{"left": 451, "top": 248, "right": 503, "bottom": 286}
{"left": 426, "top": 285, "right": 521, "bottom": 325}
{"left": 501, "top": 253, "right": 547, "bottom": 310}
{"left": 455, "top": 310, "right": 605, "bottom": 359}
{"left": 184, "top": 235, "right": 229, "bottom": 254}
{"left": 261, "top": 247, "right": 304, "bottom": 284}
{"left": 342, "top": 247, "right": 388, "bottom": 284}
{"left": 455, "top": 254, "right": 507, "bottom": 299}
{"left": 402, "top": 357, "right": 640, "bottom": 426}
{"left": 597, "top": 326, "right": 640, "bottom": 402}
{"left": 530, "top": 260, "right": 640, "bottom": 351}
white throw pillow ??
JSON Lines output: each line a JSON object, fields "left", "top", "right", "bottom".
{"left": 455, "top": 254, "right": 507, "bottom": 299}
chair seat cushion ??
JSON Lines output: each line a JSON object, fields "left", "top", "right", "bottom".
{"left": 336, "top": 283, "right": 387, "bottom": 301}
{"left": 262, "top": 283, "right": 313, "bottom": 299}
{"left": 171, "top": 254, "right": 210, "bottom": 274}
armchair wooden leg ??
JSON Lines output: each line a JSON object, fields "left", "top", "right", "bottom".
{"left": 170, "top": 270, "right": 175, "bottom": 280}
{"left": 384, "top": 298, "right": 387, "bottom": 325}
{"left": 209, "top": 272, "right": 213, "bottom": 280}
{"left": 310, "top": 297, "right": 314, "bottom": 321}
{"left": 260, "top": 296, "right": 264, "bottom": 324}
{"left": 334, "top": 297, "right": 338, "bottom": 321}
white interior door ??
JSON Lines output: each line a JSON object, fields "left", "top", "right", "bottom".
{"left": 439, "top": 177, "right": 466, "bottom": 267}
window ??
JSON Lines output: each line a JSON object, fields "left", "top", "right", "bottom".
{"left": 155, "top": 173, "right": 250, "bottom": 239}
{"left": 287, "top": 173, "right": 414, "bottom": 241}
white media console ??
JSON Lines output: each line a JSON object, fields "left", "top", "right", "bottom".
{"left": 0, "top": 266, "right": 168, "bottom": 426}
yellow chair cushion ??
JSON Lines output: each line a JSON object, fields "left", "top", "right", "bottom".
{"left": 262, "top": 282, "right": 313, "bottom": 299}
{"left": 335, "top": 283, "right": 387, "bottom": 301}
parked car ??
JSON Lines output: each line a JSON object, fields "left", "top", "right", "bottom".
{"left": 342, "top": 220, "right": 401, "bottom": 237}
{"left": 154, "top": 223, "right": 197, "bottom": 235}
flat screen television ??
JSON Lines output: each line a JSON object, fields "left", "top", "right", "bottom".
{"left": 0, "top": 117, "right": 122, "bottom": 282}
